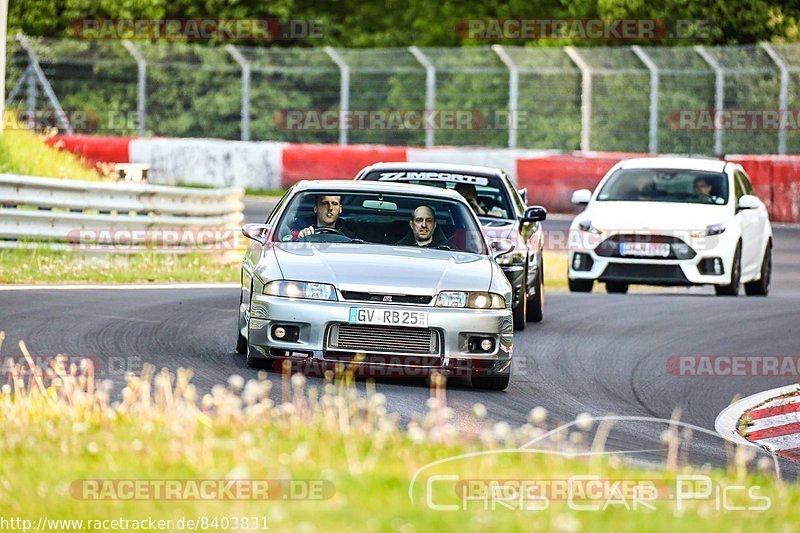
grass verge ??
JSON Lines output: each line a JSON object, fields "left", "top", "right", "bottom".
{"left": 0, "top": 130, "right": 103, "bottom": 180}
{"left": 1, "top": 248, "right": 570, "bottom": 290}
{"left": 0, "top": 350, "right": 796, "bottom": 532}
{"left": 0, "top": 248, "right": 239, "bottom": 284}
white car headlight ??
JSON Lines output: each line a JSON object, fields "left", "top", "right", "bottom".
{"left": 578, "top": 219, "right": 602, "bottom": 235}
{"left": 436, "top": 291, "right": 505, "bottom": 310}
{"left": 264, "top": 280, "right": 337, "bottom": 301}
{"left": 691, "top": 222, "right": 727, "bottom": 238}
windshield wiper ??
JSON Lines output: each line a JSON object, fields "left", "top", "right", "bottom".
{"left": 435, "top": 245, "right": 455, "bottom": 251}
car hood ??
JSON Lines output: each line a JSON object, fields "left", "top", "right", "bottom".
{"left": 578, "top": 202, "right": 731, "bottom": 233}
{"left": 270, "top": 243, "right": 493, "bottom": 294}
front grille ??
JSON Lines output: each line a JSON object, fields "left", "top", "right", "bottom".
{"left": 340, "top": 291, "right": 432, "bottom": 305}
{"left": 328, "top": 324, "right": 438, "bottom": 354}
{"left": 600, "top": 263, "right": 690, "bottom": 285}
{"left": 595, "top": 234, "right": 696, "bottom": 260}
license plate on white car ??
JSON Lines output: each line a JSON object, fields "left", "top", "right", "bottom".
{"left": 619, "top": 242, "right": 670, "bottom": 257}
{"left": 348, "top": 308, "right": 429, "bottom": 327}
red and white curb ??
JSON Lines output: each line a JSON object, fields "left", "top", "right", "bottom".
{"left": 716, "top": 384, "right": 800, "bottom": 462}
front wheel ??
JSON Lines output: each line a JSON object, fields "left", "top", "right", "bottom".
{"left": 526, "top": 257, "right": 544, "bottom": 322}
{"left": 744, "top": 242, "right": 772, "bottom": 296}
{"left": 236, "top": 289, "right": 248, "bottom": 354}
{"left": 568, "top": 278, "right": 594, "bottom": 293}
{"left": 512, "top": 271, "right": 527, "bottom": 331}
{"left": 605, "top": 282, "right": 629, "bottom": 294}
{"left": 715, "top": 243, "right": 742, "bottom": 296}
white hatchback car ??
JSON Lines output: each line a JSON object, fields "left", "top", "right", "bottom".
{"left": 567, "top": 157, "right": 773, "bottom": 296}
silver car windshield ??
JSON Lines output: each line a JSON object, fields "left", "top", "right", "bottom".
{"left": 273, "top": 191, "right": 487, "bottom": 254}
{"left": 597, "top": 169, "right": 729, "bottom": 205}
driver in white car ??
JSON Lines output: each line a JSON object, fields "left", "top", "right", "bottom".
{"left": 294, "top": 195, "right": 356, "bottom": 239}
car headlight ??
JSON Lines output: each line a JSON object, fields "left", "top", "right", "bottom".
{"left": 691, "top": 222, "right": 727, "bottom": 238}
{"left": 435, "top": 291, "right": 505, "bottom": 310}
{"left": 578, "top": 219, "right": 601, "bottom": 235}
{"left": 264, "top": 280, "right": 337, "bottom": 301}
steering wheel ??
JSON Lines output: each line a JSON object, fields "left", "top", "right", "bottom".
{"left": 314, "top": 227, "right": 346, "bottom": 236}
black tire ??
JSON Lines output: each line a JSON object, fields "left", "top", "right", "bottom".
{"left": 512, "top": 271, "right": 527, "bottom": 331}
{"left": 472, "top": 373, "right": 510, "bottom": 391}
{"left": 236, "top": 289, "right": 248, "bottom": 354}
{"left": 526, "top": 257, "right": 544, "bottom": 322}
{"left": 745, "top": 242, "right": 772, "bottom": 296}
{"left": 246, "top": 352, "right": 268, "bottom": 368}
{"left": 605, "top": 282, "right": 629, "bottom": 294}
{"left": 568, "top": 278, "right": 594, "bottom": 293}
{"left": 715, "top": 243, "right": 742, "bottom": 296}
{"left": 236, "top": 330, "right": 248, "bottom": 355}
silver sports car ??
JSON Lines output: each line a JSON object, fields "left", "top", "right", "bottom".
{"left": 237, "top": 180, "right": 515, "bottom": 390}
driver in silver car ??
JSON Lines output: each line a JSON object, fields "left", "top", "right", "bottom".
{"left": 293, "top": 195, "right": 356, "bottom": 239}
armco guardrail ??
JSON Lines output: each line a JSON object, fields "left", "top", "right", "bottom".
{"left": 0, "top": 174, "right": 244, "bottom": 248}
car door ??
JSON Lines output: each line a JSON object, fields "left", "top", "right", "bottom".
{"left": 733, "top": 170, "right": 761, "bottom": 276}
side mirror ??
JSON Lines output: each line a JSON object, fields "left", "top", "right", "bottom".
{"left": 518, "top": 188, "right": 528, "bottom": 204}
{"left": 571, "top": 189, "right": 592, "bottom": 205}
{"left": 490, "top": 240, "right": 515, "bottom": 260}
{"left": 737, "top": 195, "right": 760, "bottom": 211}
{"left": 522, "top": 205, "right": 547, "bottom": 223}
{"left": 242, "top": 223, "right": 270, "bottom": 244}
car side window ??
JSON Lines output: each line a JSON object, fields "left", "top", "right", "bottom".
{"left": 504, "top": 175, "right": 525, "bottom": 215}
{"left": 736, "top": 170, "right": 755, "bottom": 196}
{"left": 733, "top": 172, "right": 745, "bottom": 200}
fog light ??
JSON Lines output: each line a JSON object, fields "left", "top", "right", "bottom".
{"left": 468, "top": 336, "right": 495, "bottom": 353}
{"left": 698, "top": 257, "right": 725, "bottom": 276}
{"left": 572, "top": 252, "right": 593, "bottom": 272}
{"left": 271, "top": 325, "right": 300, "bottom": 342}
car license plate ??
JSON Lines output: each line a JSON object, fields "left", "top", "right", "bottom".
{"left": 349, "top": 308, "right": 428, "bottom": 327}
{"left": 619, "top": 242, "right": 670, "bottom": 257}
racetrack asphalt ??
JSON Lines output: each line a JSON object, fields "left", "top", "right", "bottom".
{"left": 2, "top": 197, "right": 799, "bottom": 472}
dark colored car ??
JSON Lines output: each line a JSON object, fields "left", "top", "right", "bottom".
{"left": 355, "top": 162, "right": 547, "bottom": 330}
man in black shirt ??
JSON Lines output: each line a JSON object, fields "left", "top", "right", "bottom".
{"left": 396, "top": 205, "right": 448, "bottom": 248}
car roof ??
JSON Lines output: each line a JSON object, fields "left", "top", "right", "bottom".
{"left": 619, "top": 156, "right": 729, "bottom": 173}
{"left": 291, "top": 179, "right": 465, "bottom": 201}
{"left": 360, "top": 161, "right": 505, "bottom": 178}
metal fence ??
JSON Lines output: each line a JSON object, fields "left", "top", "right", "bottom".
{"left": 7, "top": 35, "right": 800, "bottom": 154}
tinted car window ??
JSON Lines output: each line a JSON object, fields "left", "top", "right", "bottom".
{"left": 597, "top": 168, "right": 729, "bottom": 205}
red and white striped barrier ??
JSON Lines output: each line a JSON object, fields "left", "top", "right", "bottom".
{"left": 716, "top": 384, "right": 800, "bottom": 462}
{"left": 46, "top": 135, "right": 800, "bottom": 222}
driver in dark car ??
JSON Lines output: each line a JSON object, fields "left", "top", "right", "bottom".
{"left": 293, "top": 195, "right": 356, "bottom": 239}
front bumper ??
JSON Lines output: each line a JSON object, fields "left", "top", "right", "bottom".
{"left": 245, "top": 294, "right": 514, "bottom": 376}
{"left": 567, "top": 231, "right": 737, "bottom": 286}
